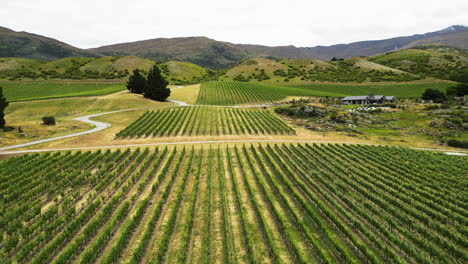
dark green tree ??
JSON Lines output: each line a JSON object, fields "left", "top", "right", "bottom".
{"left": 421, "top": 88, "right": 446, "bottom": 103}
{"left": 144, "top": 65, "right": 170, "bottom": 101}
{"left": 446, "top": 83, "right": 468, "bottom": 97}
{"left": 126, "top": 69, "right": 146, "bottom": 94}
{"left": 0, "top": 87, "right": 9, "bottom": 129}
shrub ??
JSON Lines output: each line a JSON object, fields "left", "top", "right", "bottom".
{"left": 42, "top": 116, "right": 56, "bottom": 126}
{"left": 421, "top": 89, "right": 446, "bottom": 103}
{"left": 447, "top": 139, "right": 468, "bottom": 149}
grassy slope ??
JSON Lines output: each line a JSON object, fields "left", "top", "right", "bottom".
{"left": 220, "top": 57, "right": 419, "bottom": 83}
{"left": 112, "top": 56, "right": 155, "bottom": 72}
{"left": 79, "top": 56, "right": 115, "bottom": 72}
{"left": 223, "top": 58, "right": 287, "bottom": 78}
{"left": 0, "top": 81, "right": 125, "bottom": 101}
{"left": 0, "top": 57, "right": 44, "bottom": 73}
{"left": 162, "top": 61, "right": 208, "bottom": 80}
{"left": 369, "top": 45, "right": 468, "bottom": 79}
{"left": 40, "top": 57, "right": 94, "bottom": 73}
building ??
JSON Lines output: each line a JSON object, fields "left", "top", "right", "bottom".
{"left": 341, "top": 94, "right": 396, "bottom": 105}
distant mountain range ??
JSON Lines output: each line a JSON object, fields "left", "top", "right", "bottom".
{"left": 1, "top": 25, "right": 467, "bottom": 69}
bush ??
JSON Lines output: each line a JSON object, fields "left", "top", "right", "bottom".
{"left": 447, "top": 139, "right": 468, "bottom": 149}
{"left": 421, "top": 88, "right": 446, "bottom": 103}
{"left": 42, "top": 116, "right": 56, "bottom": 126}
{"left": 2, "top": 126, "right": 14, "bottom": 132}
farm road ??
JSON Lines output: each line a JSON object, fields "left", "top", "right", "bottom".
{"left": 0, "top": 108, "right": 147, "bottom": 151}
{"left": 0, "top": 98, "right": 271, "bottom": 152}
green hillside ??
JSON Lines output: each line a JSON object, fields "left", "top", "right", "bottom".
{"left": 0, "top": 81, "right": 125, "bottom": 101}
{"left": 0, "top": 56, "right": 204, "bottom": 82}
{"left": 160, "top": 61, "right": 211, "bottom": 84}
{"left": 40, "top": 57, "right": 95, "bottom": 73}
{"left": 0, "top": 57, "right": 43, "bottom": 76}
{"left": 369, "top": 45, "right": 468, "bottom": 82}
{"left": 220, "top": 57, "right": 421, "bottom": 83}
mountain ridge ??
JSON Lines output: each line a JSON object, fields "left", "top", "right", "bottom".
{"left": 1, "top": 25, "right": 467, "bottom": 69}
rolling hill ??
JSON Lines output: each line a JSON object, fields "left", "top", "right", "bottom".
{"left": 90, "top": 37, "right": 248, "bottom": 70}
{"left": 0, "top": 26, "right": 98, "bottom": 60}
{"left": 0, "top": 56, "right": 210, "bottom": 82}
{"left": 369, "top": 45, "right": 468, "bottom": 81}
{"left": 220, "top": 57, "right": 420, "bottom": 83}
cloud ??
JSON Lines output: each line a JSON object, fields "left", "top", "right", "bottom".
{"left": 1, "top": 0, "right": 467, "bottom": 48}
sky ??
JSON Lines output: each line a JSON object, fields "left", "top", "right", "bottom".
{"left": 1, "top": 0, "right": 468, "bottom": 49}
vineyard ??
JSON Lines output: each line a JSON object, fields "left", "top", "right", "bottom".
{"left": 0, "top": 144, "right": 466, "bottom": 264}
{"left": 196, "top": 81, "right": 456, "bottom": 105}
{"left": 281, "top": 81, "right": 456, "bottom": 98}
{"left": 0, "top": 81, "right": 125, "bottom": 101}
{"left": 196, "top": 81, "right": 323, "bottom": 105}
{"left": 116, "top": 106, "right": 295, "bottom": 138}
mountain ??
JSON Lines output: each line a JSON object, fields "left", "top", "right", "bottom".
{"left": 1, "top": 25, "right": 467, "bottom": 70}
{"left": 91, "top": 25, "right": 468, "bottom": 69}
{"left": 90, "top": 37, "right": 248, "bottom": 70}
{"left": 0, "top": 26, "right": 98, "bottom": 60}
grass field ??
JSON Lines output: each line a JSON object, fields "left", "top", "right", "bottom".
{"left": 0, "top": 143, "right": 466, "bottom": 264}
{"left": 117, "top": 106, "right": 295, "bottom": 138}
{"left": 0, "top": 81, "right": 126, "bottom": 101}
{"left": 196, "top": 81, "right": 456, "bottom": 105}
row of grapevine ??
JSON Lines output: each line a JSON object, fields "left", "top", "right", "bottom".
{"left": 196, "top": 81, "right": 320, "bottom": 105}
{"left": 116, "top": 106, "right": 295, "bottom": 138}
{"left": 0, "top": 144, "right": 465, "bottom": 263}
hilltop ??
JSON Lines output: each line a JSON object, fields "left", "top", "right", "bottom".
{"left": 0, "top": 26, "right": 97, "bottom": 59}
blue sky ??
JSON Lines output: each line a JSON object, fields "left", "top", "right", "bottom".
{"left": 1, "top": 0, "right": 467, "bottom": 48}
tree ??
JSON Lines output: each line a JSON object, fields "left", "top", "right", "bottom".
{"left": 446, "top": 83, "right": 468, "bottom": 97}
{"left": 144, "top": 65, "right": 170, "bottom": 101}
{"left": 421, "top": 88, "right": 446, "bottom": 103}
{"left": 0, "top": 87, "right": 9, "bottom": 129}
{"left": 126, "top": 69, "right": 146, "bottom": 94}
{"left": 42, "top": 116, "right": 56, "bottom": 125}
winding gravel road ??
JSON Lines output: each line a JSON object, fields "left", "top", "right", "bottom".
{"left": 0, "top": 108, "right": 147, "bottom": 151}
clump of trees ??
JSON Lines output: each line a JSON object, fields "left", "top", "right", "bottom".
{"left": 422, "top": 83, "right": 468, "bottom": 103}
{"left": 126, "top": 66, "right": 171, "bottom": 101}
{"left": 0, "top": 87, "right": 9, "bottom": 129}
{"left": 421, "top": 89, "right": 446, "bottom": 103}
{"left": 446, "top": 83, "right": 468, "bottom": 97}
